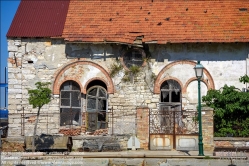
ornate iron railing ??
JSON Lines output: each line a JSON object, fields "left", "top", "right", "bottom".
{"left": 149, "top": 109, "right": 198, "bottom": 135}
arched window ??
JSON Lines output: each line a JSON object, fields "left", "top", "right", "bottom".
{"left": 86, "top": 81, "right": 108, "bottom": 132}
{"left": 60, "top": 81, "right": 81, "bottom": 126}
{"left": 159, "top": 79, "right": 182, "bottom": 128}
{"left": 160, "top": 79, "right": 181, "bottom": 103}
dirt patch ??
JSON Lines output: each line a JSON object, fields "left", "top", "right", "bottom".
{"left": 1, "top": 139, "right": 25, "bottom": 152}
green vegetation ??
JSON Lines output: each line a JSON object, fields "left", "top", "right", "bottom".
{"left": 204, "top": 156, "right": 212, "bottom": 159}
{"left": 239, "top": 74, "right": 249, "bottom": 84}
{"left": 202, "top": 83, "right": 249, "bottom": 137}
{"left": 122, "top": 70, "right": 131, "bottom": 82}
{"left": 129, "top": 65, "right": 140, "bottom": 76}
{"left": 109, "top": 60, "right": 123, "bottom": 78}
{"left": 28, "top": 82, "right": 51, "bottom": 151}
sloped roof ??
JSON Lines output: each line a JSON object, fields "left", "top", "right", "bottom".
{"left": 7, "top": 0, "right": 70, "bottom": 37}
{"left": 62, "top": 0, "right": 249, "bottom": 44}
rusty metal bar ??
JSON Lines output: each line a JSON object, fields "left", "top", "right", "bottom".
{"left": 21, "top": 107, "right": 25, "bottom": 136}
{"left": 112, "top": 106, "right": 114, "bottom": 135}
{"left": 173, "top": 111, "right": 176, "bottom": 149}
{"left": 47, "top": 110, "right": 48, "bottom": 134}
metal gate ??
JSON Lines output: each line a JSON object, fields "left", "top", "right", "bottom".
{"left": 149, "top": 105, "right": 199, "bottom": 150}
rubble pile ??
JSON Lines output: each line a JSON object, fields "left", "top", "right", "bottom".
{"left": 59, "top": 128, "right": 83, "bottom": 136}
{"left": 93, "top": 128, "right": 108, "bottom": 135}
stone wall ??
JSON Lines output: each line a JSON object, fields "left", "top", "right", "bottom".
{"left": 7, "top": 38, "right": 67, "bottom": 137}
{"left": 7, "top": 37, "right": 249, "bottom": 147}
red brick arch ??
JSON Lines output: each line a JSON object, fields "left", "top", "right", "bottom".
{"left": 53, "top": 60, "right": 114, "bottom": 95}
{"left": 56, "top": 77, "right": 84, "bottom": 93}
{"left": 154, "top": 60, "right": 215, "bottom": 94}
{"left": 182, "top": 77, "right": 211, "bottom": 93}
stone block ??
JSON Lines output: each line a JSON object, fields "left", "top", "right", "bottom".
{"left": 147, "top": 103, "right": 156, "bottom": 108}
{"left": 13, "top": 84, "right": 22, "bottom": 89}
{"left": 8, "top": 45, "right": 18, "bottom": 52}
{"left": 16, "top": 105, "right": 22, "bottom": 110}
{"left": 8, "top": 105, "right": 17, "bottom": 110}
{"left": 15, "top": 52, "right": 22, "bottom": 58}
{"left": 15, "top": 94, "right": 22, "bottom": 99}
{"left": 9, "top": 79, "right": 21, "bottom": 85}
{"left": 8, "top": 88, "right": 22, "bottom": 94}
{"left": 8, "top": 99, "right": 21, "bottom": 105}
{"left": 8, "top": 124, "right": 21, "bottom": 128}
{"left": 13, "top": 118, "right": 22, "bottom": 124}
{"left": 8, "top": 129, "right": 21, "bottom": 137}
{"left": 23, "top": 74, "right": 36, "bottom": 79}
{"left": 8, "top": 52, "right": 15, "bottom": 58}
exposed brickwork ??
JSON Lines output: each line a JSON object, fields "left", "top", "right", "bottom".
{"left": 214, "top": 137, "right": 249, "bottom": 150}
{"left": 158, "top": 76, "right": 184, "bottom": 92}
{"left": 182, "top": 77, "right": 212, "bottom": 93}
{"left": 56, "top": 77, "right": 84, "bottom": 94}
{"left": 215, "top": 141, "right": 233, "bottom": 147}
{"left": 136, "top": 107, "right": 149, "bottom": 150}
{"left": 202, "top": 107, "right": 214, "bottom": 151}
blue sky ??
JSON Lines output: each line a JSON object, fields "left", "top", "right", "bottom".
{"left": 0, "top": 0, "right": 20, "bottom": 108}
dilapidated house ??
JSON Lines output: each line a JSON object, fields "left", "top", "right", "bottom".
{"left": 6, "top": 0, "right": 249, "bottom": 151}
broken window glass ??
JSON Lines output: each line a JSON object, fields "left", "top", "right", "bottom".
{"left": 123, "top": 48, "right": 145, "bottom": 68}
{"left": 86, "top": 86, "right": 107, "bottom": 132}
{"left": 60, "top": 81, "right": 82, "bottom": 126}
{"left": 160, "top": 80, "right": 181, "bottom": 103}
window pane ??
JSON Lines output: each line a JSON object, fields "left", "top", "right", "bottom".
{"left": 60, "top": 81, "right": 82, "bottom": 127}
{"left": 71, "top": 82, "right": 80, "bottom": 90}
{"left": 98, "top": 111, "right": 106, "bottom": 121}
{"left": 88, "top": 112, "right": 97, "bottom": 131}
{"left": 123, "top": 49, "right": 143, "bottom": 68}
{"left": 87, "top": 98, "right": 96, "bottom": 109}
{"left": 97, "top": 99, "right": 106, "bottom": 111}
{"left": 71, "top": 91, "right": 81, "bottom": 107}
{"left": 61, "top": 99, "right": 70, "bottom": 106}
{"left": 61, "top": 91, "right": 70, "bottom": 98}
{"left": 161, "top": 82, "right": 169, "bottom": 89}
{"left": 161, "top": 91, "right": 169, "bottom": 102}
{"left": 132, "top": 50, "right": 143, "bottom": 66}
{"left": 60, "top": 108, "right": 81, "bottom": 126}
{"left": 61, "top": 82, "right": 70, "bottom": 90}
{"left": 99, "top": 88, "right": 106, "bottom": 97}
{"left": 60, "top": 108, "right": 70, "bottom": 126}
{"left": 86, "top": 85, "right": 108, "bottom": 131}
{"left": 172, "top": 90, "right": 180, "bottom": 102}
{"left": 71, "top": 108, "right": 80, "bottom": 125}
{"left": 88, "top": 88, "right": 97, "bottom": 96}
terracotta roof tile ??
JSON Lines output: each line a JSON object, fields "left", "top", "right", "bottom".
{"left": 62, "top": 0, "right": 249, "bottom": 43}
{"left": 7, "top": 0, "right": 70, "bottom": 37}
